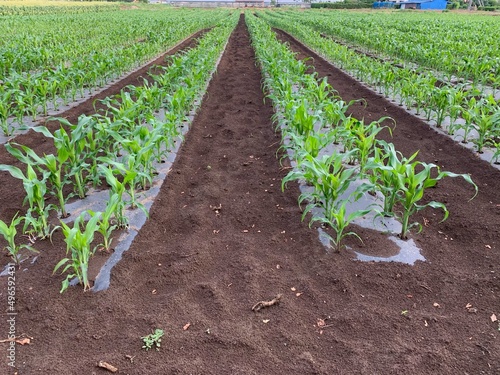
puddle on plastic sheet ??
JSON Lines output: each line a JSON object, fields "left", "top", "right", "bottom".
{"left": 354, "top": 236, "right": 424, "bottom": 265}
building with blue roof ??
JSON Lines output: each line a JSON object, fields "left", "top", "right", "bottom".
{"left": 373, "top": 0, "right": 448, "bottom": 9}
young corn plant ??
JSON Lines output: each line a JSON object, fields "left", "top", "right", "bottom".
{"left": 54, "top": 210, "right": 102, "bottom": 293}
{"left": 288, "top": 130, "right": 336, "bottom": 159}
{"left": 283, "top": 151, "right": 358, "bottom": 219}
{"left": 98, "top": 157, "right": 149, "bottom": 214}
{"left": 322, "top": 98, "right": 360, "bottom": 130}
{"left": 4, "top": 143, "right": 70, "bottom": 218}
{"left": 364, "top": 141, "right": 477, "bottom": 239}
{"left": 0, "top": 213, "right": 37, "bottom": 265}
{"left": 0, "top": 89, "right": 14, "bottom": 136}
{"left": 0, "top": 163, "right": 53, "bottom": 239}
{"left": 93, "top": 194, "right": 120, "bottom": 252}
{"left": 470, "top": 96, "right": 499, "bottom": 153}
{"left": 34, "top": 116, "right": 94, "bottom": 199}
{"left": 290, "top": 100, "right": 316, "bottom": 137}
{"left": 345, "top": 117, "right": 393, "bottom": 173}
{"left": 488, "top": 134, "right": 500, "bottom": 164}
{"left": 99, "top": 166, "right": 128, "bottom": 228}
{"left": 397, "top": 161, "right": 477, "bottom": 240}
{"left": 34, "top": 77, "right": 50, "bottom": 116}
{"left": 318, "top": 200, "right": 370, "bottom": 252}
{"left": 429, "top": 87, "right": 451, "bottom": 128}
{"left": 446, "top": 86, "right": 467, "bottom": 135}
{"left": 83, "top": 122, "right": 105, "bottom": 189}
{"left": 168, "top": 85, "right": 195, "bottom": 120}
{"left": 111, "top": 124, "right": 163, "bottom": 190}
{"left": 363, "top": 141, "right": 415, "bottom": 217}
{"left": 413, "top": 76, "right": 431, "bottom": 116}
{"left": 92, "top": 115, "right": 127, "bottom": 161}
{"left": 100, "top": 91, "right": 145, "bottom": 130}
{"left": 304, "top": 76, "right": 336, "bottom": 108}
{"left": 282, "top": 150, "right": 364, "bottom": 251}
{"left": 459, "top": 97, "right": 479, "bottom": 144}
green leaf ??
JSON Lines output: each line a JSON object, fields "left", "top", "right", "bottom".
{"left": 0, "top": 164, "right": 26, "bottom": 180}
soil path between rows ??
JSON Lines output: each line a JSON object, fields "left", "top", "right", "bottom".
{"left": 0, "top": 15, "right": 498, "bottom": 375}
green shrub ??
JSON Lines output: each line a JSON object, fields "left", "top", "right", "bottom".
{"left": 311, "top": 1, "right": 374, "bottom": 9}
{"left": 478, "top": 5, "right": 500, "bottom": 10}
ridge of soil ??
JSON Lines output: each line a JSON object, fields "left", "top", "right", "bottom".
{"left": 0, "top": 15, "right": 498, "bottom": 375}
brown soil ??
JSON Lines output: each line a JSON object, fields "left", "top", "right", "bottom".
{"left": 1, "top": 15, "right": 499, "bottom": 375}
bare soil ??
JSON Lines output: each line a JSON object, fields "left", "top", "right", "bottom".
{"left": 0, "top": 15, "right": 499, "bottom": 375}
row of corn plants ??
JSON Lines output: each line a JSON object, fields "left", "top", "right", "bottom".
{"left": 0, "top": 13, "right": 239, "bottom": 292}
{"left": 0, "top": 7, "right": 231, "bottom": 136}
{"left": 0, "top": 2, "right": 119, "bottom": 16}
{"left": 246, "top": 13, "right": 477, "bottom": 252}
{"left": 275, "top": 9, "right": 500, "bottom": 89}
{"left": 258, "top": 10, "right": 500, "bottom": 164}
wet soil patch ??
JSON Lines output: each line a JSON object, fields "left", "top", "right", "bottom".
{"left": 0, "top": 16, "right": 498, "bottom": 375}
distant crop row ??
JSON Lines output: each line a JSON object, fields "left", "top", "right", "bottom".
{"left": 277, "top": 9, "right": 500, "bottom": 87}
{"left": 259, "top": 10, "right": 500, "bottom": 163}
{"left": 0, "top": 2, "right": 119, "bottom": 16}
{"left": 0, "top": 7, "right": 231, "bottom": 135}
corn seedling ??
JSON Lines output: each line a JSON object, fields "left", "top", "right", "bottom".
{"left": 0, "top": 213, "right": 37, "bottom": 265}
{"left": 488, "top": 137, "right": 500, "bottom": 165}
{"left": 290, "top": 100, "right": 316, "bottom": 137}
{"left": 397, "top": 160, "right": 477, "bottom": 240}
{"left": 470, "top": 96, "right": 499, "bottom": 154}
{"left": 0, "top": 89, "right": 14, "bottom": 136}
{"left": 5, "top": 143, "right": 70, "bottom": 218}
{"left": 113, "top": 124, "right": 163, "bottom": 190}
{"left": 323, "top": 98, "right": 359, "bottom": 130}
{"left": 364, "top": 141, "right": 477, "bottom": 239}
{"left": 98, "top": 157, "right": 149, "bottom": 214}
{"left": 288, "top": 131, "right": 336, "bottom": 159}
{"left": 458, "top": 97, "right": 479, "bottom": 144}
{"left": 344, "top": 117, "right": 393, "bottom": 172}
{"left": 317, "top": 201, "right": 370, "bottom": 252}
{"left": 363, "top": 141, "right": 415, "bottom": 217}
{"left": 429, "top": 87, "right": 451, "bottom": 128}
{"left": 93, "top": 194, "right": 120, "bottom": 252}
{"left": 54, "top": 210, "right": 101, "bottom": 293}
{"left": 282, "top": 150, "right": 359, "bottom": 235}
{"left": 0, "top": 163, "right": 53, "bottom": 239}
{"left": 34, "top": 117, "right": 94, "bottom": 199}
{"left": 99, "top": 166, "right": 128, "bottom": 228}
{"left": 446, "top": 86, "right": 467, "bottom": 135}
